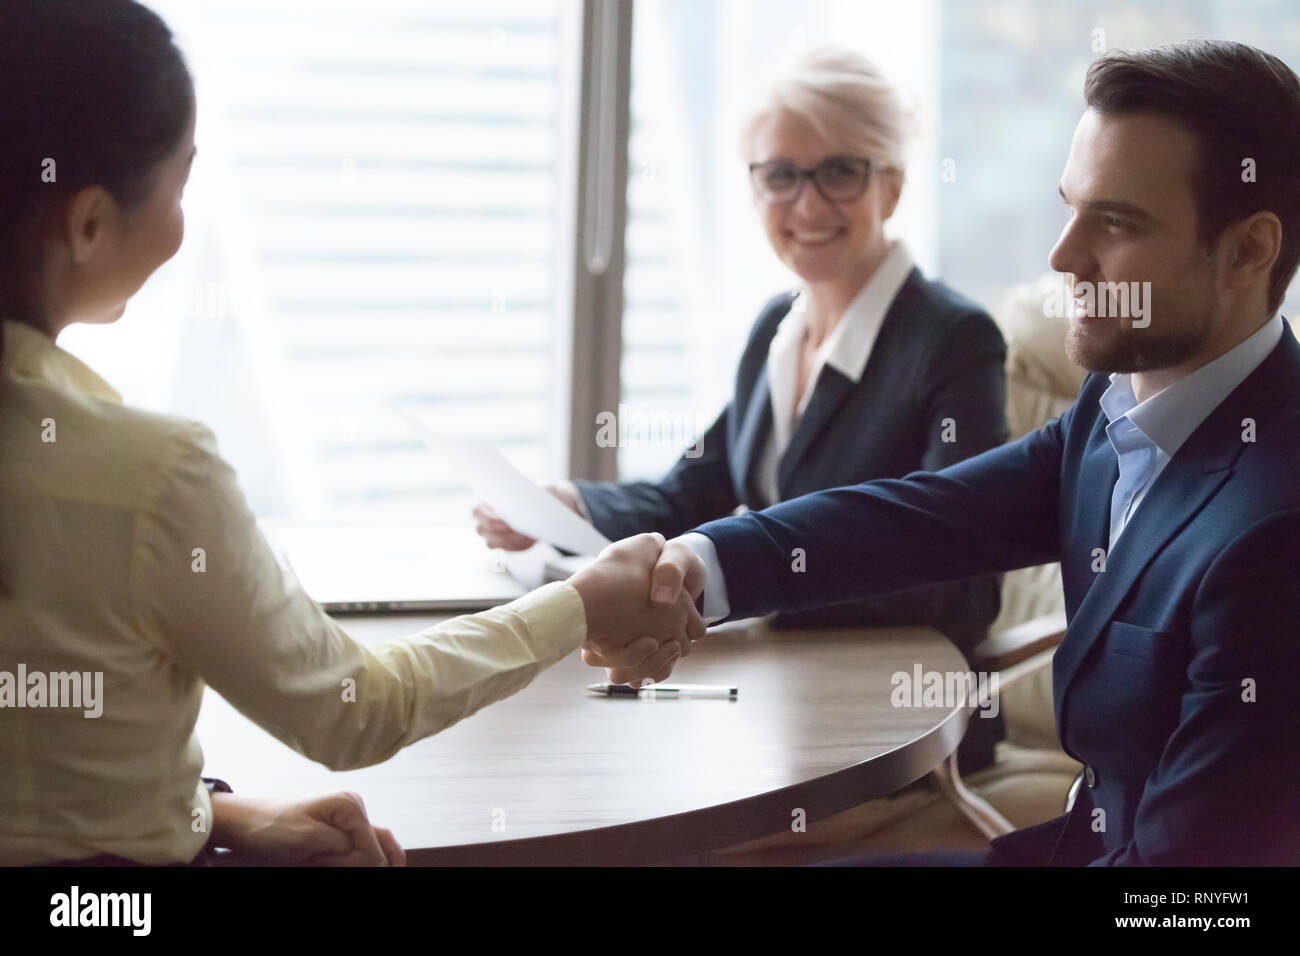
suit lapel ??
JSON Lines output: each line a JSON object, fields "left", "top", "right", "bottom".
{"left": 1052, "top": 331, "right": 1300, "bottom": 736}
{"left": 776, "top": 366, "right": 855, "bottom": 491}
{"left": 775, "top": 270, "right": 919, "bottom": 493}
{"left": 1053, "top": 458, "right": 1230, "bottom": 726}
{"left": 1059, "top": 411, "right": 1118, "bottom": 619}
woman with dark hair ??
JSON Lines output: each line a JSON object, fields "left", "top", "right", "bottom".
{"left": 0, "top": 0, "right": 695, "bottom": 867}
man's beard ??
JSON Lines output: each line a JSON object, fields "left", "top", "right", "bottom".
{"left": 1065, "top": 302, "right": 1213, "bottom": 374}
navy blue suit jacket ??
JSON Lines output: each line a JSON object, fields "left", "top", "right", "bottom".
{"left": 694, "top": 324, "right": 1300, "bottom": 865}
{"left": 576, "top": 269, "right": 1009, "bottom": 653}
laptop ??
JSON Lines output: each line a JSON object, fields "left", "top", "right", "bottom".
{"left": 258, "top": 520, "right": 531, "bottom": 613}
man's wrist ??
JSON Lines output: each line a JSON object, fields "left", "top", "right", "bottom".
{"left": 677, "top": 532, "right": 730, "bottom": 623}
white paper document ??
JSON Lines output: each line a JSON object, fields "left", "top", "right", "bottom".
{"left": 398, "top": 408, "right": 612, "bottom": 557}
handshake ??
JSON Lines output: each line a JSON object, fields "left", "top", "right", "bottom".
{"left": 566, "top": 533, "right": 708, "bottom": 687}
{"left": 475, "top": 490, "right": 709, "bottom": 685}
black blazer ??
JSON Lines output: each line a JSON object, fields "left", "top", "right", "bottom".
{"left": 576, "top": 268, "right": 1008, "bottom": 644}
{"left": 696, "top": 323, "right": 1300, "bottom": 865}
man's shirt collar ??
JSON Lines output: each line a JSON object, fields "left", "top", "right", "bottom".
{"left": 1099, "top": 312, "right": 1285, "bottom": 458}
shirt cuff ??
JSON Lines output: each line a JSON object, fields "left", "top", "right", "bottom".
{"left": 502, "top": 579, "right": 589, "bottom": 659}
{"left": 678, "top": 532, "right": 730, "bottom": 624}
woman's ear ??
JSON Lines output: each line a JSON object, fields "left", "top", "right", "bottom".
{"left": 63, "top": 185, "right": 119, "bottom": 265}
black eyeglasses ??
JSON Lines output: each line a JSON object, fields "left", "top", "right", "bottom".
{"left": 748, "top": 155, "right": 873, "bottom": 204}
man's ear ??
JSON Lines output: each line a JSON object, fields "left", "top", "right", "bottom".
{"left": 63, "top": 185, "right": 119, "bottom": 265}
{"left": 1222, "top": 210, "right": 1282, "bottom": 295}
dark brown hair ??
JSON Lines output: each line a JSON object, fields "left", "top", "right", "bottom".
{"left": 1085, "top": 40, "right": 1300, "bottom": 315}
{"left": 0, "top": 0, "right": 194, "bottom": 597}
{"left": 0, "top": 0, "right": 195, "bottom": 328}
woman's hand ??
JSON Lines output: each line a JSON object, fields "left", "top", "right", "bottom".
{"left": 210, "top": 791, "right": 406, "bottom": 866}
{"left": 579, "top": 535, "right": 708, "bottom": 685}
{"left": 473, "top": 481, "right": 584, "bottom": 550}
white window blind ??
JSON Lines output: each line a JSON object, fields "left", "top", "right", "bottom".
{"left": 619, "top": 0, "right": 718, "bottom": 480}
{"left": 618, "top": 0, "right": 940, "bottom": 481}
{"left": 67, "top": 0, "right": 580, "bottom": 522}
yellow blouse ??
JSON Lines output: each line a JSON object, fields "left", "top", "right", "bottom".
{"left": 0, "top": 320, "right": 586, "bottom": 865}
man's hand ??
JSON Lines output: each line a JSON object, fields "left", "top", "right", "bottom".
{"left": 649, "top": 535, "right": 707, "bottom": 608}
{"left": 210, "top": 791, "right": 405, "bottom": 866}
{"left": 576, "top": 535, "right": 707, "bottom": 686}
{"left": 570, "top": 533, "right": 706, "bottom": 686}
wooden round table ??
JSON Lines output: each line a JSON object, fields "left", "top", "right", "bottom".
{"left": 196, "top": 615, "right": 972, "bottom": 865}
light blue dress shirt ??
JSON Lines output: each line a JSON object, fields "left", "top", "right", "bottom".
{"left": 1100, "top": 313, "right": 1283, "bottom": 551}
{"left": 686, "top": 313, "right": 1287, "bottom": 622}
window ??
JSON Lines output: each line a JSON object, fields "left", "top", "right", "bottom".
{"left": 619, "top": 0, "right": 940, "bottom": 478}
{"left": 937, "top": 0, "right": 1300, "bottom": 316}
{"left": 619, "top": 0, "right": 1300, "bottom": 481}
{"left": 61, "top": 0, "right": 581, "bottom": 521}
{"left": 59, "top": 0, "right": 1299, "bottom": 513}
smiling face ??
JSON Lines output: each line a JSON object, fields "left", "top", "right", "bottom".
{"left": 748, "top": 107, "right": 902, "bottom": 287}
{"left": 1050, "top": 108, "right": 1223, "bottom": 375}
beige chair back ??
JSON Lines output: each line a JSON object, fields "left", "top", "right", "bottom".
{"left": 989, "top": 276, "right": 1086, "bottom": 635}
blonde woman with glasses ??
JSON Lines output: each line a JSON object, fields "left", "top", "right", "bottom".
{"left": 479, "top": 47, "right": 1010, "bottom": 774}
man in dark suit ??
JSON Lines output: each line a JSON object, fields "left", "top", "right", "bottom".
{"left": 619, "top": 39, "right": 1300, "bottom": 865}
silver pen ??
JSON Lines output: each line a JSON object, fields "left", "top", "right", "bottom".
{"left": 586, "top": 682, "right": 738, "bottom": 699}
